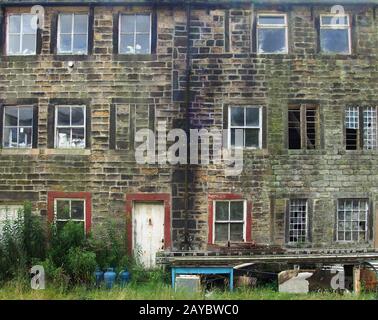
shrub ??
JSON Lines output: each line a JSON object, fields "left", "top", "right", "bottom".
{"left": 48, "top": 221, "right": 87, "bottom": 268}
{"left": 0, "top": 202, "right": 46, "bottom": 282}
{"left": 66, "top": 247, "right": 97, "bottom": 284}
{"left": 87, "top": 220, "right": 128, "bottom": 269}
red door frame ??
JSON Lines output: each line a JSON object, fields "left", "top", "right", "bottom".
{"left": 208, "top": 193, "right": 252, "bottom": 244}
{"left": 47, "top": 191, "right": 92, "bottom": 234}
{"left": 125, "top": 193, "right": 171, "bottom": 255}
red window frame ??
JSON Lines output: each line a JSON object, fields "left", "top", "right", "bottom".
{"left": 208, "top": 193, "right": 252, "bottom": 244}
{"left": 125, "top": 193, "right": 171, "bottom": 255}
{"left": 47, "top": 191, "right": 92, "bottom": 234}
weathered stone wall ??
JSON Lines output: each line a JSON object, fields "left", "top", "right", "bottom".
{"left": 0, "top": 3, "right": 377, "bottom": 251}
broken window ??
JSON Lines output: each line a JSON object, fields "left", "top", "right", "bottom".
{"left": 214, "top": 201, "right": 245, "bottom": 243}
{"left": 345, "top": 106, "right": 378, "bottom": 150}
{"left": 7, "top": 14, "right": 37, "bottom": 55}
{"left": 288, "top": 199, "right": 308, "bottom": 243}
{"left": 288, "top": 105, "right": 319, "bottom": 149}
{"left": 257, "top": 14, "right": 288, "bottom": 54}
{"left": 337, "top": 199, "right": 368, "bottom": 242}
{"left": 58, "top": 14, "right": 89, "bottom": 54}
{"left": 55, "top": 105, "right": 86, "bottom": 149}
{"left": 55, "top": 199, "right": 85, "bottom": 232}
{"left": 0, "top": 205, "right": 22, "bottom": 235}
{"left": 229, "top": 106, "right": 262, "bottom": 149}
{"left": 3, "top": 106, "right": 33, "bottom": 148}
{"left": 320, "top": 14, "right": 351, "bottom": 54}
{"left": 119, "top": 14, "right": 151, "bottom": 54}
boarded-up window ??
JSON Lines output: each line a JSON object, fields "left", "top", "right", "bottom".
{"left": 288, "top": 104, "right": 319, "bottom": 149}
{"left": 113, "top": 104, "right": 154, "bottom": 150}
{"left": 214, "top": 200, "right": 245, "bottom": 243}
{"left": 345, "top": 106, "right": 378, "bottom": 150}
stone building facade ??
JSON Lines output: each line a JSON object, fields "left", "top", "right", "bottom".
{"left": 0, "top": 0, "right": 378, "bottom": 265}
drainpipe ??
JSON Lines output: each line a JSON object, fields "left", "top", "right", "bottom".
{"left": 183, "top": 1, "right": 192, "bottom": 251}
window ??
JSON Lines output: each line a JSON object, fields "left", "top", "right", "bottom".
{"left": 55, "top": 105, "right": 86, "bottom": 148}
{"left": 119, "top": 14, "right": 151, "bottom": 54}
{"left": 229, "top": 106, "right": 262, "bottom": 149}
{"left": 57, "top": 14, "right": 88, "bottom": 54}
{"left": 7, "top": 14, "right": 37, "bottom": 55}
{"left": 337, "top": 199, "right": 368, "bottom": 242}
{"left": 320, "top": 14, "right": 351, "bottom": 54}
{"left": 0, "top": 205, "right": 22, "bottom": 234}
{"left": 3, "top": 106, "right": 34, "bottom": 148}
{"left": 54, "top": 198, "right": 86, "bottom": 232}
{"left": 214, "top": 200, "right": 246, "bottom": 243}
{"left": 48, "top": 192, "right": 91, "bottom": 234}
{"left": 257, "top": 14, "right": 288, "bottom": 54}
{"left": 345, "top": 106, "right": 377, "bottom": 150}
{"left": 288, "top": 199, "right": 308, "bottom": 244}
{"left": 288, "top": 105, "right": 319, "bottom": 149}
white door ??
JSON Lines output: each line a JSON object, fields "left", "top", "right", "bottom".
{"left": 133, "top": 202, "right": 165, "bottom": 268}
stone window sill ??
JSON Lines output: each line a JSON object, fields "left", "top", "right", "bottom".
{"left": 113, "top": 54, "right": 157, "bottom": 61}
{"left": 44, "top": 149, "right": 91, "bottom": 156}
{"left": 0, "top": 148, "right": 39, "bottom": 155}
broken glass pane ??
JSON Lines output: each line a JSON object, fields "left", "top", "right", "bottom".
{"left": 215, "top": 202, "right": 229, "bottom": 220}
{"left": 288, "top": 109, "right": 301, "bottom": 149}
{"left": 320, "top": 29, "right": 349, "bottom": 54}
{"left": 258, "top": 28, "right": 286, "bottom": 54}
{"left": 215, "top": 223, "right": 228, "bottom": 242}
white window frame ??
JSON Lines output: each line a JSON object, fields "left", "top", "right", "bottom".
{"left": 336, "top": 199, "right": 368, "bottom": 243}
{"left": 345, "top": 106, "right": 378, "bottom": 150}
{"left": 319, "top": 14, "right": 351, "bottom": 55}
{"left": 54, "top": 198, "right": 86, "bottom": 232}
{"left": 287, "top": 199, "right": 308, "bottom": 244}
{"left": 57, "top": 13, "right": 89, "bottom": 55}
{"left": 0, "top": 205, "right": 23, "bottom": 235}
{"left": 228, "top": 106, "right": 263, "bottom": 149}
{"left": 2, "top": 105, "right": 34, "bottom": 149}
{"left": 118, "top": 13, "right": 152, "bottom": 54}
{"left": 6, "top": 13, "right": 37, "bottom": 56}
{"left": 256, "top": 13, "right": 288, "bottom": 55}
{"left": 54, "top": 105, "right": 86, "bottom": 149}
{"left": 213, "top": 200, "right": 246, "bottom": 244}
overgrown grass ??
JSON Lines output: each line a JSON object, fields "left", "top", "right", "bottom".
{"left": 0, "top": 280, "right": 376, "bottom": 300}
